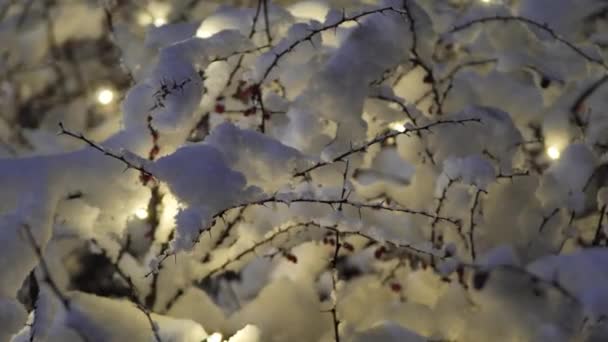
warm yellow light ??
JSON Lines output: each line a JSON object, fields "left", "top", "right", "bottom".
{"left": 388, "top": 121, "right": 407, "bottom": 133}
{"left": 136, "top": 12, "right": 153, "bottom": 26}
{"left": 207, "top": 333, "right": 223, "bottom": 342}
{"left": 135, "top": 208, "right": 149, "bottom": 220}
{"left": 547, "top": 146, "right": 560, "bottom": 160}
{"left": 148, "top": 1, "right": 170, "bottom": 27}
{"left": 97, "top": 88, "right": 114, "bottom": 105}
{"left": 153, "top": 17, "right": 167, "bottom": 27}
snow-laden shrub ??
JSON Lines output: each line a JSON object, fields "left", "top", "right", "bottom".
{"left": 1, "top": 0, "right": 608, "bottom": 341}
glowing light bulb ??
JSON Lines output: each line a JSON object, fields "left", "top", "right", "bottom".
{"left": 97, "top": 88, "right": 114, "bottom": 105}
{"left": 207, "top": 333, "right": 223, "bottom": 342}
{"left": 547, "top": 146, "right": 560, "bottom": 160}
{"left": 148, "top": 1, "right": 170, "bottom": 27}
{"left": 153, "top": 17, "right": 167, "bottom": 27}
{"left": 135, "top": 208, "right": 149, "bottom": 220}
{"left": 388, "top": 121, "right": 406, "bottom": 133}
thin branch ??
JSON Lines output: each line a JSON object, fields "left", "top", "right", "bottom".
{"left": 22, "top": 224, "right": 69, "bottom": 308}
{"left": 445, "top": 16, "right": 608, "bottom": 72}
{"left": 592, "top": 204, "right": 607, "bottom": 246}
{"left": 201, "top": 222, "right": 306, "bottom": 279}
{"left": 414, "top": 59, "right": 497, "bottom": 106}
{"left": 294, "top": 118, "right": 481, "bottom": 176}
{"left": 402, "top": 0, "right": 443, "bottom": 115}
{"left": 22, "top": 224, "right": 94, "bottom": 341}
{"left": 90, "top": 239, "right": 162, "bottom": 342}
{"left": 262, "top": 0, "right": 272, "bottom": 45}
{"left": 258, "top": 6, "right": 405, "bottom": 84}
{"left": 338, "top": 160, "right": 350, "bottom": 211}
{"left": 58, "top": 123, "right": 155, "bottom": 179}
{"left": 468, "top": 189, "right": 484, "bottom": 261}
{"left": 328, "top": 229, "right": 341, "bottom": 342}
{"left": 572, "top": 75, "right": 608, "bottom": 113}
{"left": 370, "top": 94, "right": 418, "bottom": 124}
{"left": 538, "top": 208, "right": 560, "bottom": 233}
{"left": 496, "top": 170, "right": 531, "bottom": 180}
{"left": 430, "top": 178, "right": 454, "bottom": 247}
{"left": 149, "top": 196, "right": 460, "bottom": 277}
{"left": 209, "top": 44, "right": 271, "bottom": 64}
{"left": 221, "top": 0, "right": 264, "bottom": 90}
{"left": 370, "top": 94, "right": 438, "bottom": 164}
{"left": 255, "top": 88, "right": 267, "bottom": 133}
{"left": 212, "top": 207, "right": 247, "bottom": 250}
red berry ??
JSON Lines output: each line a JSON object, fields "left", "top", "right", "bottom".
{"left": 285, "top": 253, "right": 298, "bottom": 263}
{"left": 374, "top": 246, "right": 386, "bottom": 259}
{"left": 140, "top": 174, "right": 153, "bottom": 185}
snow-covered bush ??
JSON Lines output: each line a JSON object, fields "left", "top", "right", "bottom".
{"left": 1, "top": 0, "right": 608, "bottom": 340}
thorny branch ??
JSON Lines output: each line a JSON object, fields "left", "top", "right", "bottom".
{"left": 592, "top": 204, "right": 607, "bottom": 246}
{"left": 401, "top": 0, "right": 443, "bottom": 115}
{"left": 258, "top": 6, "right": 408, "bottom": 84}
{"left": 2, "top": 1, "right": 604, "bottom": 340}
{"left": 162, "top": 216, "right": 582, "bottom": 314}
{"left": 294, "top": 118, "right": 481, "bottom": 177}
{"left": 149, "top": 195, "right": 461, "bottom": 277}
{"left": 22, "top": 224, "right": 69, "bottom": 308}
{"left": 538, "top": 208, "right": 560, "bottom": 233}
{"left": 89, "top": 239, "right": 162, "bottom": 342}
{"left": 327, "top": 228, "right": 342, "bottom": 342}
{"left": 413, "top": 59, "right": 497, "bottom": 106}
{"left": 467, "top": 188, "right": 485, "bottom": 261}
{"left": 444, "top": 16, "right": 608, "bottom": 72}
{"left": 22, "top": 224, "right": 90, "bottom": 342}
{"left": 58, "top": 122, "right": 155, "bottom": 179}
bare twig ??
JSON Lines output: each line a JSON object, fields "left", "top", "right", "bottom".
{"left": 294, "top": 118, "right": 481, "bottom": 176}
{"left": 445, "top": 16, "right": 608, "bottom": 72}
{"left": 22, "top": 224, "right": 69, "bottom": 308}
{"left": 496, "top": 170, "right": 531, "bottom": 180}
{"left": 258, "top": 6, "right": 405, "bottom": 84}
{"left": 149, "top": 196, "right": 460, "bottom": 277}
{"left": 262, "top": 0, "right": 272, "bottom": 45}
{"left": 468, "top": 189, "right": 484, "bottom": 261}
{"left": 58, "top": 122, "right": 155, "bottom": 179}
{"left": 401, "top": 0, "right": 443, "bottom": 115}
{"left": 90, "top": 239, "right": 162, "bottom": 342}
{"left": 592, "top": 204, "right": 607, "bottom": 246}
{"left": 327, "top": 228, "right": 341, "bottom": 342}
{"left": 538, "top": 208, "right": 560, "bottom": 233}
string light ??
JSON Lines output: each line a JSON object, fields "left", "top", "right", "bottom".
{"left": 96, "top": 88, "right": 114, "bottom": 105}
{"left": 153, "top": 17, "right": 167, "bottom": 27}
{"left": 547, "top": 146, "right": 561, "bottom": 160}
{"left": 134, "top": 208, "right": 149, "bottom": 220}
{"left": 388, "top": 121, "right": 407, "bottom": 133}
{"left": 148, "top": 1, "right": 169, "bottom": 27}
{"left": 206, "top": 333, "right": 223, "bottom": 342}
{"left": 135, "top": 12, "right": 166, "bottom": 27}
